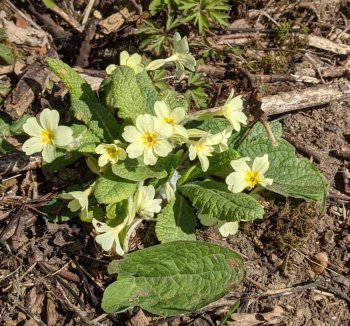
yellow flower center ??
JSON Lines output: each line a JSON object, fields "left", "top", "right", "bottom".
{"left": 224, "top": 105, "right": 231, "bottom": 117}
{"left": 196, "top": 144, "right": 205, "bottom": 152}
{"left": 41, "top": 129, "right": 54, "bottom": 144}
{"left": 107, "top": 146, "right": 118, "bottom": 159}
{"left": 163, "top": 117, "right": 175, "bottom": 125}
{"left": 244, "top": 170, "right": 261, "bottom": 188}
{"left": 141, "top": 132, "right": 158, "bottom": 148}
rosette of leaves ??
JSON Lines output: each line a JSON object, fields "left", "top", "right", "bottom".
{"left": 44, "top": 51, "right": 327, "bottom": 316}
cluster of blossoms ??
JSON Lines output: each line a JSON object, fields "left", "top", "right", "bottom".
{"left": 21, "top": 32, "right": 273, "bottom": 254}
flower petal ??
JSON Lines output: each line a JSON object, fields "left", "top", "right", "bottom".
{"left": 171, "top": 107, "right": 187, "bottom": 123}
{"left": 136, "top": 114, "right": 154, "bottom": 133}
{"left": 218, "top": 221, "right": 239, "bottom": 237}
{"left": 122, "top": 126, "right": 142, "bottom": 143}
{"left": 119, "top": 50, "right": 129, "bottom": 65}
{"left": 145, "top": 59, "right": 166, "bottom": 71}
{"left": 127, "top": 53, "right": 142, "bottom": 66}
{"left": 95, "top": 144, "right": 106, "bottom": 154}
{"left": 68, "top": 199, "right": 81, "bottom": 212}
{"left": 126, "top": 141, "right": 144, "bottom": 159}
{"left": 225, "top": 171, "right": 247, "bottom": 193}
{"left": 260, "top": 177, "right": 273, "bottom": 187}
{"left": 42, "top": 144, "right": 56, "bottom": 163}
{"left": 188, "top": 144, "right": 197, "bottom": 160}
{"left": 143, "top": 147, "right": 157, "bottom": 165}
{"left": 40, "top": 109, "right": 59, "bottom": 130}
{"left": 153, "top": 140, "right": 172, "bottom": 157}
{"left": 23, "top": 117, "right": 42, "bottom": 137}
{"left": 230, "top": 157, "right": 251, "bottom": 174}
{"left": 155, "top": 123, "right": 173, "bottom": 138}
{"left": 95, "top": 232, "right": 115, "bottom": 251}
{"left": 98, "top": 153, "right": 109, "bottom": 167}
{"left": 22, "top": 137, "right": 43, "bottom": 155}
{"left": 54, "top": 126, "right": 73, "bottom": 146}
{"left": 252, "top": 154, "right": 270, "bottom": 175}
{"left": 154, "top": 101, "right": 170, "bottom": 120}
{"left": 92, "top": 219, "right": 111, "bottom": 233}
{"left": 198, "top": 152, "right": 209, "bottom": 172}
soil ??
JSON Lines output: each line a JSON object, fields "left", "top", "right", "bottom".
{"left": 1, "top": 0, "right": 350, "bottom": 325}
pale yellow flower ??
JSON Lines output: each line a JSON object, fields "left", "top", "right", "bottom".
{"left": 154, "top": 100, "right": 188, "bottom": 140}
{"left": 92, "top": 218, "right": 127, "bottom": 255}
{"left": 188, "top": 132, "right": 221, "bottom": 172}
{"left": 225, "top": 154, "right": 273, "bottom": 193}
{"left": 220, "top": 91, "right": 247, "bottom": 132}
{"left": 22, "top": 108, "right": 73, "bottom": 162}
{"left": 209, "top": 128, "right": 232, "bottom": 153}
{"left": 146, "top": 32, "right": 196, "bottom": 80}
{"left": 106, "top": 51, "right": 144, "bottom": 75}
{"left": 198, "top": 213, "right": 239, "bottom": 237}
{"left": 134, "top": 184, "right": 162, "bottom": 220}
{"left": 95, "top": 141, "right": 127, "bottom": 167}
{"left": 122, "top": 114, "right": 173, "bottom": 165}
{"left": 61, "top": 187, "right": 92, "bottom": 216}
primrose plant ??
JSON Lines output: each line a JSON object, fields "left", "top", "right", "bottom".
{"left": 19, "top": 32, "right": 327, "bottom": 316}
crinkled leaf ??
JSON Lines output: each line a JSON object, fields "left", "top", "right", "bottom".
{"left": 239, "top": 137, "right": 327, "bottom": 202}
{"left": 155, "top": 195, "right": 196, "bottom": 243}
{"left": 161, "top": 90, "right": 188, "bottom": 110}
{"left": 69, "top": 124, "right": 100, "bottom": 153}
{"left": 179, "top": 180, "right": 264, "bottom": 222}
{"left": 199, "top": 117, "right": 230, "bottom": 134}
{"left": 102, "top": 241, "right": 244, "bottom": 315}
{"left": 109, "top": 66, "right": 153, "bottom": 121}
{"left": 70, "top": 99, "right": 119, "bottom": 142}
{"left": 136, "top": 70, "right": 160, "bottom": 112}
{"left": 106, "top": 199, "right": 129, "bottom": 220}
{"left": 94, "top": 170, "right": 137, "bottom": 204}
{"left": 178, "top": 149, "right": 240, "bottom": 185}
{"left": 112, "top": 159, "right": 167, "bottom": 182}
{"left": 47, "top": 58, "right": 119, "bottom": 141}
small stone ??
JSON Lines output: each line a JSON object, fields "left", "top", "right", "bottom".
{"left": 324, "top": 230, "right": 334, "bottom": 243}
{"left": 343, "top": 234, "right": 350, "bottom": 244}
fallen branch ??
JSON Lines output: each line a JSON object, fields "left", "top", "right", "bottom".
{"left": 262, "top": 80, "right": 350, "bottom": 116}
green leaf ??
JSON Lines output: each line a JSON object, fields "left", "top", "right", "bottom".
{"left": 69, "top": 124, "right": 100, "bottom": 153}
{"left": 94, "top": 170, "right": 137, "bottom": 204}
{"left": 0, "top": 138, "right": 15, "bottom": 154}
{"left": 199, "top": 117, "right": 230, "bottom": 134}
{"left": 106, "top": 199, "right": 129, "bottom": 220}
{"left": 10, "top": 114, "right": 30, "bottom": 135}
{"left": 243, "top": 122, "right": 283, "bottom": 142}
{"left": 178, "top": 149, "right": 240, "bottom": 185}
{"left": 0, "top": 118, "right": 10, "bottom": 137}
{"left": 47, "top": 58, "right": 119, "bottom": 141}
{"left": 179, "top": 180, "right": 264, "bottom": 222}
{"left": 42, "top": 148, "right": 82, "bottom": 172}
{"left": 161, "top": 90, "right": 188, "bottom": 110}
{"left": 155, "top": 195, "right": 196, "bottom": 243}
{"left": 112, "top": 159, "right": 167, "bottom": 182}
{"left": 135, "top": 71, "right": 160, "bottom": 112}
{"left": 43, "top": 198, "right": 78, "bottom": 223}
{"left": 102, "top": 241, "right": 244, "bottom": 315}
{"left": 0, "top": 43, "right": 14, "bottom": 65}
{"left": 239, "top": 137, "right": 327, "bottom": 202}
{"left": 109, "top": 66, "right": 153, "bottom": 121}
